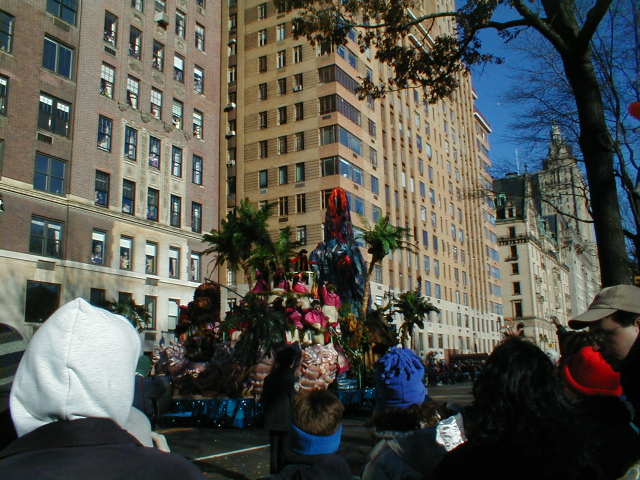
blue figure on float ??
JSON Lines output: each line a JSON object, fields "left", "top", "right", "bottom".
{"left": 310, "top": 188, "right": 366, "bottom": 316}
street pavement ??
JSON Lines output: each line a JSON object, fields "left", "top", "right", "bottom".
{"left": 160, "top": 382, "right": 473, "bottom": 480}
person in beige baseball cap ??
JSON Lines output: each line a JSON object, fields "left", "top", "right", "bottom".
{"left": 569, "top": 284, "right": 640, "bottom": 423}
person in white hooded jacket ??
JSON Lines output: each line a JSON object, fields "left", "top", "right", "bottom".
{"left": 0, "top": 298, "right": 205, "bottom": 479}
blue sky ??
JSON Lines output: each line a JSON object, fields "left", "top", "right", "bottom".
{"left": 469, "top": 7, "right": 549, "bottom": 176}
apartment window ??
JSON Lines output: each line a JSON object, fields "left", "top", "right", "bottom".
{"left": 124, "top": 126, "right": 138, "bottom": 160}
{"left": 277, "top": 50, "right": 286, "bottom": 69}
{"left": 295, "top": 131, "right": 305, "bottom": 151}
{"left": 103, "top": 11, "right": 118, "bottom": 46}
{"left": 144, "top": 242, "right": 157, "bottom": 274}
{"left": 279, "top": 165, "right": 288, "bottom": 184}
{"left": 511, "top": 262, "right": 519, "bottom": 275}
{"left": 30, "top": 217, "right": 63, "bottom": 258}
{"left": 170, "top": 195, "right": 181, "bottom": 227}
{"left": 126, "top": 76, "right": 139, "bottom": 109}
{"left": 258, "top": 55, "right": 268, "bottom": 72}
{"left": 171, "top": 146, "right": 183, "bottom": 177}
{"left": 0, "top": 75, "right": 7, "bottom": 115}
{"left": 228, "top": 65, "right": 237, "bottom": 84}
{"left": 143, "top": 296, "right": 156, "bottom": 329}
{"left": 295, "top": 102, "right": 304, "bottom": 121}
{"left": 259, "top": 140, "right": 268, "bottom": 158}
{"left": 259, "top": 111, "right": 268, "bottom": 129}
{"left": 278, "top": 106, "right": 287, "bottom": 125}
{"left": 25, "top": 281, "right": 60, "bottom": 323}
{"left": 90, "top": 288, "right": 106, "bottom": 307}
{"left": 38, "top": 93, "right": 71, "bottom": 137}
{"left": 195, "top": 23, "right": 205, "bottom": 51}
{"left": 98, "top": 63, "right": 116, "bottom": 99}
{"left": 513, "top": 300, "right": 523, "bottom": 318}
{"left": 172, "top": 99, "right": 183, "bottom": 129}
{"left": 90, "top": 230, "right": 106, "bottom": 265}
{"left": 173, "top": 55, "right": 184, "bottom": 82}
{"left": 371, "top": 175, "right": 379, "bottom": 195}
{"left": 193, "top": 65, "right": 204, "bottom": 94}
{"left": 47, "top": 0, "right": 77, "bottom": 24}
{"left": 278, "top": 77, "right": 287, "bottom": 95}
{"left": 276, "top": 23, "right": 286, "bottom": 41}
{"left": 95, "top": 171, "right": 110, "bottom": 206}
{"left": 189, "top": 252, "right": 201, "bottom": 282}
{"left": 293, "top": 45, "right": 303, "bottom": 63}
{"left": 152, "top": 41, "right": 164, "bottom": 70}
{"left": 148, "top": 136, "right": 160, "bottom": 168}
{"left": 192, "top": 154, "right": 203, "bottom": 184}
{"left": 278, "top": 135, "right": 288, "bottom": 154}
{"left": 294, "top": 73, "right": 303, "bottom": 91}
{"left": 43, "top": 37, "right": 74, "bottom": 78}
{"left": 258, "top": 3, "right": 267, "bottom": 19}
{"left": 259, "top": 82, "right": 267, "bottom": 100}
{"left": 254, "top": 171, "right": 267, "bottom": 191}
{"left": 368, "top": 119, "right": 377, "bottom": 137}
{"left": 296, "top": 225, "right": 307, "bottom": 244}
{"left": 150, "top": 88, "right": 162, "bottom": 119}
{"left": 278, "top": 196, "right": 289, "bottom": 216}
{"left": 118, "top": 236, "right": 133, "bottom": 270}
{"left": 34, "top": 152, "right": 65, "bottom": 195}
{"left": 175, "top": 10, "right": 186, "bottom": 38}
{"left": 258, "top": 29, "right": 267, "bottom": 47}
{"left": 191, "top": 202, "right": 202, "bottom": 233}
{"left": 294, "top": 162, "right": 305, "bottom": 183}
{"left": 131, "top": 0, "right": 144, "bottom": 11}
{"left": 513, "top": 281, "right": 521, "bottom": 295}
{"left": 147, "top": 187, "right": 159, "bottom": 221}
{"left": 296, "top": 193, "right": 306, "bottom": 213}
{"left": 97, "top": 115, "right": 113, "bottom": 151}
{"left": 129, "top": 27, "right": 142, "bottom": 59}
{"left": 122, "top": 179, "right": 135, "bottom": 214}
{"left": 196, "top": 0, "right": 205, "bottom": 7}
{"left": 155, "top": 0, "right": 166, "bottom": 11}
{"left": 169, "top": 247, "right": 180, "bottom": 279}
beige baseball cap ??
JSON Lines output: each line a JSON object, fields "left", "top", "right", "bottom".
{"left": 569, "top": 285, "right": 640, "bottom": 329}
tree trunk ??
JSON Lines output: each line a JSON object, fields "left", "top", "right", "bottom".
{"left": 561, "top": 52, "right": 631, "bottom": 286}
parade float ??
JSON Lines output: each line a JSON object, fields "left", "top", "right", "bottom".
{"left": 153, "top": 187, "right": 437, "bottom": 427}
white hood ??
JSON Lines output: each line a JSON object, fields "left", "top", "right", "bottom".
{"left": 10, "top": 298, "right": 141, "bottom": 437}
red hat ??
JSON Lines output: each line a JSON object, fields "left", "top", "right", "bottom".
{"left": 562, "top": 346, "right": 622, "bottom": 397}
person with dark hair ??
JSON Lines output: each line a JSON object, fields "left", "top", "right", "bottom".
{"left": 262, "top": 345, "right": 301, "bottom": 474}
{"left": 363, "top": 347, "right": 464, "bottom": 480}
{"left": 568, "top": 285, "right": 640, "bottom": 424}
{"left": 271, "top": 389, "right": 351, "bottom": 480}
{"left": 435, "top": 336, "right": 603, "bottom": 480}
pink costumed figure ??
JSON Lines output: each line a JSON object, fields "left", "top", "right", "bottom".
{"left": 250, "top": 270, "right": 270, "bottom": 294}
{"left": 304, "top": 300, "right": 330, "bottom": 345}
{"left": 321, "top": 284, "right": 341, "bottom": 334}
{"left": 292, "top": 274, "right": 310, "bottom": 294}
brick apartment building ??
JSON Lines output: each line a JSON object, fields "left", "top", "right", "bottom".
{"left": 0, "top": 0, "right": 220, "bottom": 348}
{"left": 220, "top": 0, "right": 502, "bottom": 357}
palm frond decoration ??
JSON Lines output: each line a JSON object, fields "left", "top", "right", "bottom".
{"left": 392, "top": 290, "right": 440, "bottom": 349}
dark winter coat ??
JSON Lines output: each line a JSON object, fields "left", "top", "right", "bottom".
{"left": 262, "top": 369, "right": 296, "bottom": 432}
{"left": 0, "top": 417, "right": 205, "bottom": 480}
{"left": 272, "top": 452, "right": 352, "bottom": 480}
{"left": 621, "top": 335, "right": 640, "bottom": 425}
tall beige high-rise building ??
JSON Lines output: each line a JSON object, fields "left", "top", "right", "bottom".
{"left": 0, "top": 0, "right": 220, "bottom": 348}
{"left": 220, "top": 0, "right": 502, "bottom": 357}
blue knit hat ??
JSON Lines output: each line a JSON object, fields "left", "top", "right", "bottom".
{"left": 375, "top": 347, "right": 426, "bottom": 410}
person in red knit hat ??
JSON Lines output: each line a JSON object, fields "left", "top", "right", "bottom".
{"left": 562, "top": 345, "right": 623, "bottom": 397}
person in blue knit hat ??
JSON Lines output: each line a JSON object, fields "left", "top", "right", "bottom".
{"left": 270, "top": 389, "right": 351, "bottom": 480}
{"left": 363, "top": 347, "right": 465, "bottom": 480}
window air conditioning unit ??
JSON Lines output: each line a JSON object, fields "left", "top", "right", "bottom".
{"left": 225, "top": 131, "right": 236, "bottom": 139}
{"left": 228, "top": 38, "right": 237, "bottom": 46}
{"left": 223, "top": 102, "right": 236, "bottom": 112}
{"left": 226, "top": 160, "right": 236, "bottom": 167}
{"left": 292, "top": 85, "right": 302, "bottom": 92}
